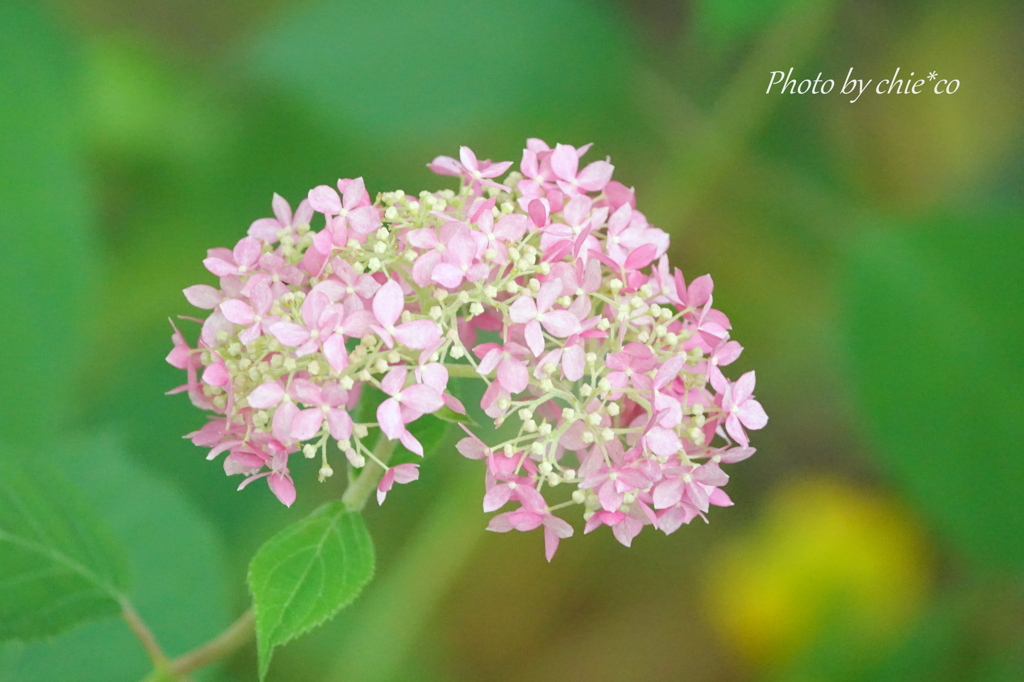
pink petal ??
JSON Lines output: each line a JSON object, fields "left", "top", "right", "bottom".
{"left": 326, "top": 408, "right": 353, "bottom": 441}
{"left": 373, "top": 280, "right": 404, "bottom": 328}
{"left": 687, "top": 274, "right": 714, "bottom": 307}
{"left": 347, "top": 205, "right": 381, "bottom": 235}
{"left": 400, "top": 384, "right": 444, "bottom": 414}
{"left": 203, "top": 257, "right": 236, "bottom": 277}
{"left": 268, "top": 472, "right": 296, "bottom": 507}
{"left": 550, "top": 144, "right": 579, "bottom": 181}
{"left": 248, "top": 382, "right": 284, "bottom": 408}
{"left": 733, "top": 371, "right": 757, "bottom": 405}
{"left": 561, "top": 344, "right": 585, "bottom": 381}
{"left": 430, "top": 263, "right": 465, "bottom": 289}
{"left": 653, "top": 478, "right": 683, "bottom": 509}
{"left": 738, "top": 399, "right": 768, "bottom": 430}
{"left": 291, "top": 409, "right": 324, "bottom": 441}
{"left": 483, "top": 485, "right": 513, "bottom": 512}
{"left": 377, "top": 398, "right": 403, "bottom": 439}
{"left": 308, "top": 185, "right": 342, "bottom": 214}
{"left": 376, "top": 467, "right": 397, "bottom": 505}
{"left": 183, "top": 285, "right": 222, "bottom": 309}
{"left": 233, "top": 237, "right": 262, "bottom": 268}
{"left": 220, "top": 299, "right": 255, "bottom": 325}
{"left": 393, "top": 320, "right": 441, "bottom": 349}
{"left": 268, "top": 322, "right": 310, "bottom": 347}
{"left": 392, "top": 462, "right": 420, "bottom": 484}
{"left": 323, "top": 335, "right": 349, "bottom": 372}
{"left": 202, "top": 362, "right": 230, "bottom": 387}
{"left": 540, "top": 311, "right": 581, "bottom": 337}
{"left": 508, "top": 296, "right": 537, "bottom": 324}
{"left": 524, "top": 320, "right": 544, "bottom": 357}
{"left": 497, "top": 357, "right": 528, "bottom": 394}
{"left": 381, "top": 367, "right": 407, "bottom": 396}
{"left": 575, "top": 159, "right": 613, "bottom": 192}
{"left": 272, "top": 401, "right": 298, "bottom": 444}
{"left": 271, "top": 193, "right": 292, "bottom": 225}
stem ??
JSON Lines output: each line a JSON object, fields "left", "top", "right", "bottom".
{"left": 342, "top": 436, "right": 398, "bottom": 512}
{"left": 121, "top": 598, "right": 171, "bottom": 670}
{"left": 169, "top": 609, "right": 255, "bottom": 676}
{"left": 443, "top": 363, "right": 479, "bottom": 378}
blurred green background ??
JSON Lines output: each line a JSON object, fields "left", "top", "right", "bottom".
{"left": 1, "top": 0, "right": 1022, "bottom": 680}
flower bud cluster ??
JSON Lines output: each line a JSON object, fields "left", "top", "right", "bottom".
{"left": 168, "top": 139, "right": 766, "bottom": 559}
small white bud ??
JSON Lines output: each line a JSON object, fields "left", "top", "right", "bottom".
{"left": 587, "top": 413, "right": 602, "bottom": 426}
{"left": 572, "top": 490, "right": 586, "bottom": 504}
{"left": 546, "top": 473, "right": 561, "bottom": 487}
{"left": 607, "top": 402, "right": 620, "bottom": 416}
{"left": 353, "top": 424, "right": 369, "bottom": 438}
{"left": 302, "top": 444, "right": 317, "bottom": 459}
{"left": 561, "top": 408, "right": 576, "bottom": 421}
{"left": 318, "top": 465, "right": 334, "bottom": 481}
{"left": 523, "top": 419, "right": 537, "bottom": 432}
{"left": 449, "top": 345, "right": 465, "bottom": 359}
{"left": 581, "top": 431, "right": 595, "bottom": 443}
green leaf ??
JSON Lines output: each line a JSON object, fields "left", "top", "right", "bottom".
{"left": 1, "top": 434, "right": 231, "bottom": 682}
{"left": 0, "top": 454, "right": 130, "bottom": 642}
{"left": 842, "top": 215, "right": 1024, "bottom": 572}
{"left": 0, "top": 2, "right": 98, "bottom": 446}
{"left": 249, "top": 502, "right": 375, "bottom": 679}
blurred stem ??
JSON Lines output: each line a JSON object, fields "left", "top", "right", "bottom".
{"left": 121, "top": 598, "right": 172, "bottom": 671}
{"left": 444, "top": 363, "right": 478, "bottom": 378}
{"left": 169, "top": 609, "right": 255, "bottom": 676}
{"left": 342, "top": 436, "right": 397, "bottom": 512}
{"left": 329, "top": 464, "right": 484, "bottom": 682}
{"left": 649, "top": 0, "right": 838, "bottom": 223}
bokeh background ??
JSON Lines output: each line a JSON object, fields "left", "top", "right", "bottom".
{"left": 2, "top": 0, "right": 1023, "bottom": 680}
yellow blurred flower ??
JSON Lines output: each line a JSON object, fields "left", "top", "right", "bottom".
{"left": 705, "top": 476, "right": 932, "bottom": 667}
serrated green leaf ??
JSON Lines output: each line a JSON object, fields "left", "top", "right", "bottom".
{"left": 0, "top": 455, "right": 130, "bottom": 642}
{"left": 842, "top": 215, "right": 1024, "bottom": 572}
{"left": 248, "top": 502, "right": 374, "bottom": 679}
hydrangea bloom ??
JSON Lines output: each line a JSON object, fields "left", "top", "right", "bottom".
{"left": 168, "top": 139, "right": 766, "bottom": 560}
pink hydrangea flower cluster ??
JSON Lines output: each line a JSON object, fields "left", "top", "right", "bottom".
{"left": 168, "top": 139, "right": 766, "bottom": 560}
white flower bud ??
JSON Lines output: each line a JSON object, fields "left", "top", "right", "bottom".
{"left": 572, "top": 490, "right": 586, "bottom": 504}
{"left": 318, "top": 465, "right": 334, "bottom": 481}
{"left": 353, "top": 424, "right": 369, "bottom": 439}
{"left": 587, "top": 413, "right": 602, "bottom": 426}
{"left": 562, "top": 468, "right": 576, "bottom": 481}
{"left": 607, "top": 402, "right": 620, "bottom": 416}
{"left": 581, "top": 431, "right": 594, "bottom": 443}
{"left": 303, "top": 444, "right": 317, "bottom": 458}
{"left": 449, "top": 345, "right": 465, "bottom": 359}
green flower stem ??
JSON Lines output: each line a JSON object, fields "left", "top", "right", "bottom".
{"left": 328, "top": 464, "right": 484, "bottom": 682}
{"left": 169, "top": 608, "right": 255, "bottom": 676}
{"left": 121, "top": 598, "right": 172, "bottom": 672}
{"left": 342, "top": 436, "right": 397, "bottom": 512}
{"left": 443, "top": 363, "right": 479, "bottom": 378}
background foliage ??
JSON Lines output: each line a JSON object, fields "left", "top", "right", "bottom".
{"left": 1, "top": 0, "right": 1022, "bottom": 679}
